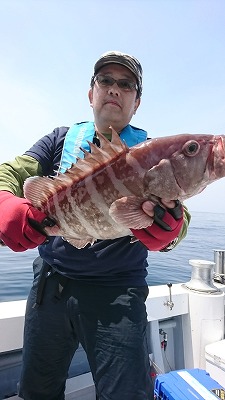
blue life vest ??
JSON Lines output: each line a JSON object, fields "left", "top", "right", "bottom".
{"left": 59, "top": 121, "right": 147, "bottom": 173}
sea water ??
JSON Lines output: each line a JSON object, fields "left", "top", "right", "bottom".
{"left": 0, "top": 211, "right": 225, "bottom": 302}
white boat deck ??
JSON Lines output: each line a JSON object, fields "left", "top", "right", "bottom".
{"left": 1, "top": 276, "right": 225, "bottom": 399}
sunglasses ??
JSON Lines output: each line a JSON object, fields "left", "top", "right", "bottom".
{"left": 94, "top": 74, "right": 138, "bottom": 92}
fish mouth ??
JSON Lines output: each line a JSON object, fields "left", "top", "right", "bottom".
{"left": 209, "top": 136, "right": 225, "bottom": 180}
{"left": 218, "top": 135, "right": 225, "bottom": 154}
{"left": 216, "top": 135, "right": 225, "bottom": 172}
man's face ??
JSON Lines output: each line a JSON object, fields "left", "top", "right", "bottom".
{"left": 88, "top": 64, "right": 141, "bottom": 133}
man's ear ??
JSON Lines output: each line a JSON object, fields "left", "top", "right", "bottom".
{"left": 134, "top": 97, "right": 141, "bottom": 114}
{"left": 88, "top": 88, "right": 93, "bottom": 107}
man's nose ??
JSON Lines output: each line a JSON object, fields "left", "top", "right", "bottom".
{"left": 108, "top": 83, "right": 120, "bottom": 96}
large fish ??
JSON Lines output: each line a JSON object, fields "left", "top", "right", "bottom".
{"left": 24, "top": 128, "right": 225, "bottom": 248}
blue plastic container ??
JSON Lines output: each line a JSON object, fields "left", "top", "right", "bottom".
{"left": 154, "top": 368, "right": 225, "bottom": 400}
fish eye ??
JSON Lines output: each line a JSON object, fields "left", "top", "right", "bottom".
{"left": 182, "top": 140, "right": 200, "bottom": 156}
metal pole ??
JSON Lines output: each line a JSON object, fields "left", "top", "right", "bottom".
{"left": 214, "top": 249, "right": 225, "bottom": 283}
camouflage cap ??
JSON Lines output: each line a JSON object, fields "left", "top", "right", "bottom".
{"left": 92, "top": 51, "right": 143, "bottom": 97}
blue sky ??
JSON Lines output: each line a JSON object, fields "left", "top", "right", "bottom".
{"left": 0, "top": 0, "right": 225, "bottom": 213}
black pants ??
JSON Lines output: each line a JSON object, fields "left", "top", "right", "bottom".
{"left": 19, "top": 257, "right": 154, "bottom": 400}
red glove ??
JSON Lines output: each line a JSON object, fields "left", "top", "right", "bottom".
{"left": 131, "top": 201, "right": 184, "bottom": 251}
{"left": 0, "top": 191, "right": 52, "bottom": 252}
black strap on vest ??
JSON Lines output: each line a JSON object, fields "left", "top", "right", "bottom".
{"left": 33, "top": 262, "right": 51, "bottom": 308}
{"left": 33, "top": 261, "right": 69, "bottom": 307}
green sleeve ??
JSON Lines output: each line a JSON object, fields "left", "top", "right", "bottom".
{"left": 0, "top": 155, "right": 43, "bottom": 197}
{"left": 174, "top": 204, "right": 191, "bottom": 246}
{"left": 159, "top": 204, "right": 191, "bottom": 252}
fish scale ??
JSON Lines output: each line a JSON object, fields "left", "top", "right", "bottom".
{"left": 24, "top": 129, "right": 225, "bottom": 248}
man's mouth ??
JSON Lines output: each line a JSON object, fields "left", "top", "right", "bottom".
{"left": 104, "top": 100, "right": 121, "bottom": 109}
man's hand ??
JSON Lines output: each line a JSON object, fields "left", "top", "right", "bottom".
{"left": 130, "top": 199, "right": 184, "bottom": 251}
{"left": 0, "top": 191, "right": 52, "bottom": 252}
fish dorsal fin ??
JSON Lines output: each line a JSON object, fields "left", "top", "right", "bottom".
{"left": 68, "top": 126, "right": 128, "bottom": 175}
{"left": 110, "top": 126, "right": 130, "bottom": 152}
{"left": 24, "top": 127, "right": 129, "bottom": 209}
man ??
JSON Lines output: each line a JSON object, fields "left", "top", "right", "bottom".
{"left": 0, "top": 51, "right": 190, "bottom": 400}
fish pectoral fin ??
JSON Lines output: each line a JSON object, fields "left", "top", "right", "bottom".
{"left": 109, "top": 196, "right": 153, "bottom": 229}
{"left": 63, "top": 236, "right": 96, "bottom": 249}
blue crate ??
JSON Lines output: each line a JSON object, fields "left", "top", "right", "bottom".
{"left": 154, "top": 368, "right": 225, "bottom": 400}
